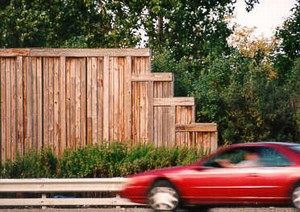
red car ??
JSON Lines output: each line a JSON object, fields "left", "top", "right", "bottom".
{"left": 120, "top": 142, "right": 300, "bottom": 211}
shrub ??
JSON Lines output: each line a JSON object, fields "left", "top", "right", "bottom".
{"left": 0, "top": 142, "right": 206, "bottom": 178}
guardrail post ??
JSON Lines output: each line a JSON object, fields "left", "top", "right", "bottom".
{"left": 42, "top": 194, "right": 47, "bottom": 209}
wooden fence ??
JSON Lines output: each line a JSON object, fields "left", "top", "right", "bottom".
{"left": 0, "top": 48, "right": 217, "bottom": 161}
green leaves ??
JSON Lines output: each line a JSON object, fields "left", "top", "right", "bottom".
{"left": 1, "top": 149, "right": 57, "bottom": 178}
{"left": 0, "top": 142, "right": 205, "bottom": 178}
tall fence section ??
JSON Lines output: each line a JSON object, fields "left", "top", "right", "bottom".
{"left": 0, "top": 48, "right": 217, "bottom": 161}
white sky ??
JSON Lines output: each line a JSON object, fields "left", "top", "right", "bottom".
{"left": 233, "top": 0, "right": 297, "bottom": 38}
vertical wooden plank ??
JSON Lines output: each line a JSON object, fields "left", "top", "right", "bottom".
{"left": 143, "top": 58, "right": 148, "bottom": 143}
{"left": 70, "top": 58, "right": 76, "bottom": 148}
{"left": 31, "top": 57, "right": 37, "bottom": 152}
{"left": 80, "top": 58, "right": 86, "bottom": 146}
{"left": 136, "top": 80, "right": 141, "bottom": 144}
{"left": 169, "top": 106, "right": 176, "bottom": 147}
{"left": 4, "top": 58, "right": 10, "bottom": 160}
{"left": 124, "top": 56, "right": 131, "bottom": 141}
{"left": 10, "top": 58, "right": 17, "bottom": 160}
{"left": 59, "top": 56, "right": 66, "bottom": 155}
{"left": 153, "top": 107, "right": 157, "bottom": 146}
{"left": 23, "top": 57, "right": 28, "bottom": 154}
{"left": 201, "top": 132, "right": 208, "bottom": 152}
{"left": 54, "top": 57, "right": 60, "bottom": 155}
{"left": 140, "top": 82, "right": 146, "bottom": 143}
{"left": 203, "top": 131, "right": 210, "bottom": 153}
{"left": 35, "top": 57, "right": 42, "bottom": 153}
{"left": 1, "top": 58, "right": 7, "bottom": 161}
{"left": 110, "top": 57, "right": 114, "bottom": 140}
{"left": 139, "top": 59, "right": 145, "bottom": 143}
{"left": 156, "top": 106, "right": 162, "bottom": 147}
{"left": 118, "top": 57, "right": 124, "bottom": 141}
{"left": 103, "top": 56, "right": 110, "bottom": 141}
{"left": 145, "top": 57, "right": 153, "bottom": 144}
{"left": 211, "top": 131, "right": 218, "bottom": 152}
{"left": 132, "top": 81, "right": 139, "bottom": 144}
{"left": 86, "top": 58, "right": 93, "bottom": 145}
{"left": 131, "top": 57, "right": 137, "bottom": 144}
{"left": 147, "top": 80, "right": 153, "bottom": 144}
{"left": 131, "top": 81, "right": 136, "bottom": 144}
{"left": 91, "top": 57, "right": 97, "bottom": 144}
{"left": 75, "top": 59, "right": 81, "bottom": 148}
{"left": 161, "top": 107, "right": 167, "bottom": 147}
{"left": 196, "top": 132, "right": 204, "bottom": 151}
{"left": 175, "top": 106, "right": 181, "bottom": 146}
{"left": 16, "top": 56, "right": 24, "bottom": 157}
{"left": 145, "top": 57, "right": 150, "bottom": 74}
{"left": 23, "top": 57, "right": 30, "bottom": 152}
{"left": 109, "top": 57, "right": 114, "bottom": 141}
{"left": 43, "top": 57, "right": 49, "bottom": 148}
{"left": 5, "top": 58, "right": 12, "bottom": 159}
{"left": 157, "top": 83, "right": 163, "bottom": 147}
{"left": 48, "top": 58, "right": 54, "bottom": 150}
{"left": 97, "top": 57, "right": 104, "bottom": 144}
{"left": 113, "top": 57, "right": 120, "bottom": 141}
{"left": 65, "top": 58, "right": 71, "bottom": 148}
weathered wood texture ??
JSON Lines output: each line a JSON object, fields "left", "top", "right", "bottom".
{"left": 0, "top": 49, "right": 217, "bottom": 161}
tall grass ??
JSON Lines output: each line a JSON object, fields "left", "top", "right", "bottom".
{"left": 0, "top": 142, "right": 207, "bottom": 178}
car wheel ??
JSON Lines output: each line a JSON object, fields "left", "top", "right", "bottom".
{"left": 292, "top": 184, "right": 300, "bottom": 209}
{"left": 148, "top": 180, "right": 179, "bottom": 211}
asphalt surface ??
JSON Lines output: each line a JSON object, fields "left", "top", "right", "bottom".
{"left": 0, "top": 207, "right": 297, "bottom": 212}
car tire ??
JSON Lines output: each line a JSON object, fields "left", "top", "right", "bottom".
{"left": 292, "top": 184, "right": 300, "bottom": 209}
{"left": 148, "top": 180, "right": 179, "bottom": 211}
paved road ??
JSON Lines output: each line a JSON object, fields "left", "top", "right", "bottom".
{"left": 0, "top": 207, "right": 297, "bottom": 212}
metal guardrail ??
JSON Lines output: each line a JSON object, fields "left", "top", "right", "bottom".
{"left": 0, "top": 178, "right": 140, "bottom": 207}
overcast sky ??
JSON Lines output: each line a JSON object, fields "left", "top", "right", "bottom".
{"left": 233, "top": 0, "right": 297, "bottom": 37}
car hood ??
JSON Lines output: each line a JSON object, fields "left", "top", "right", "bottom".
{"left": 127, "top": 164, "right": 195, "bottom": 179}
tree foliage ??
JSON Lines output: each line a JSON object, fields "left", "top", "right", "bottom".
{"left": 276, "top": 0, "right": 300, "bottom": 61}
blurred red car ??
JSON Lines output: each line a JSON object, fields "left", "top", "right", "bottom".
{"left": 120, "top": 142, "right": 300, "bottom": 211}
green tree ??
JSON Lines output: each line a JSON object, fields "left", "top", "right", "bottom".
{"left": 276, "top": 0, "right": 300, "bottom": 60}
{"left": 0, "top": 0, "right": 64, "bottom": 47}
{"left": 0, "top": 0, "right": 140, "bottom": 48}
{"left": 0, "top": 0, "right": 259, "bottom": 51}
{"left": 274, "top": 0, "right": 300, "bottom": 80}
{"left": 273, "top": 0, "right": 300, "bottom": 141}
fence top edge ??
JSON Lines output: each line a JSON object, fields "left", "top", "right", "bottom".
{"left": 0, "top": 48, "right": 151, "bottom": 57}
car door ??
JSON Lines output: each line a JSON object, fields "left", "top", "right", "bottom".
{"left": 183, "top": 147, "right": 267, "bottom": 204}
{"left": 185, "top": 166, "right": 264, "bottom": 204}
{"left": 241, "top": 146, "right": 293, "bottom": 202}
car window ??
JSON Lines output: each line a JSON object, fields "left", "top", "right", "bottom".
{"left": 203, "top": 146, "right": 292, "bottom": 168}
{"left": 258, "top": 147, "right": 291, "bottom": 167}
{"left": 213, "top": 149, "right": 246, "bottom": 163}
{"left": 289, "top": 145, "right": 300, "bottom": 153}
{"left": 203, "top": 147, "right": 254, "bottom": 168}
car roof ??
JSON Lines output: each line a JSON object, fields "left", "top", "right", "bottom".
{"left": 221, "top": 142, "right": 299, "bottom": 151}
{"left": 232, "top": 141, "right": 298, "bottom": 146}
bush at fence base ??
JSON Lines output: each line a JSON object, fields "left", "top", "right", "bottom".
{"left": 0, "top": 141, "right": 206, "bottom": 178}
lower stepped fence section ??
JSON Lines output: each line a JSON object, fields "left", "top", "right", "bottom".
{"left": 0, "top": 48, "right": 218, "bottom": 161}
{"left": 176, "top": 123, "right": 218, "bottom": 152}
{"left": 0, "top": 178, "right": 138, "bottom": 208}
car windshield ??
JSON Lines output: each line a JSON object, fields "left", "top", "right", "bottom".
{"left": 289, "top": 144, "right": 300, "bottom": 153}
